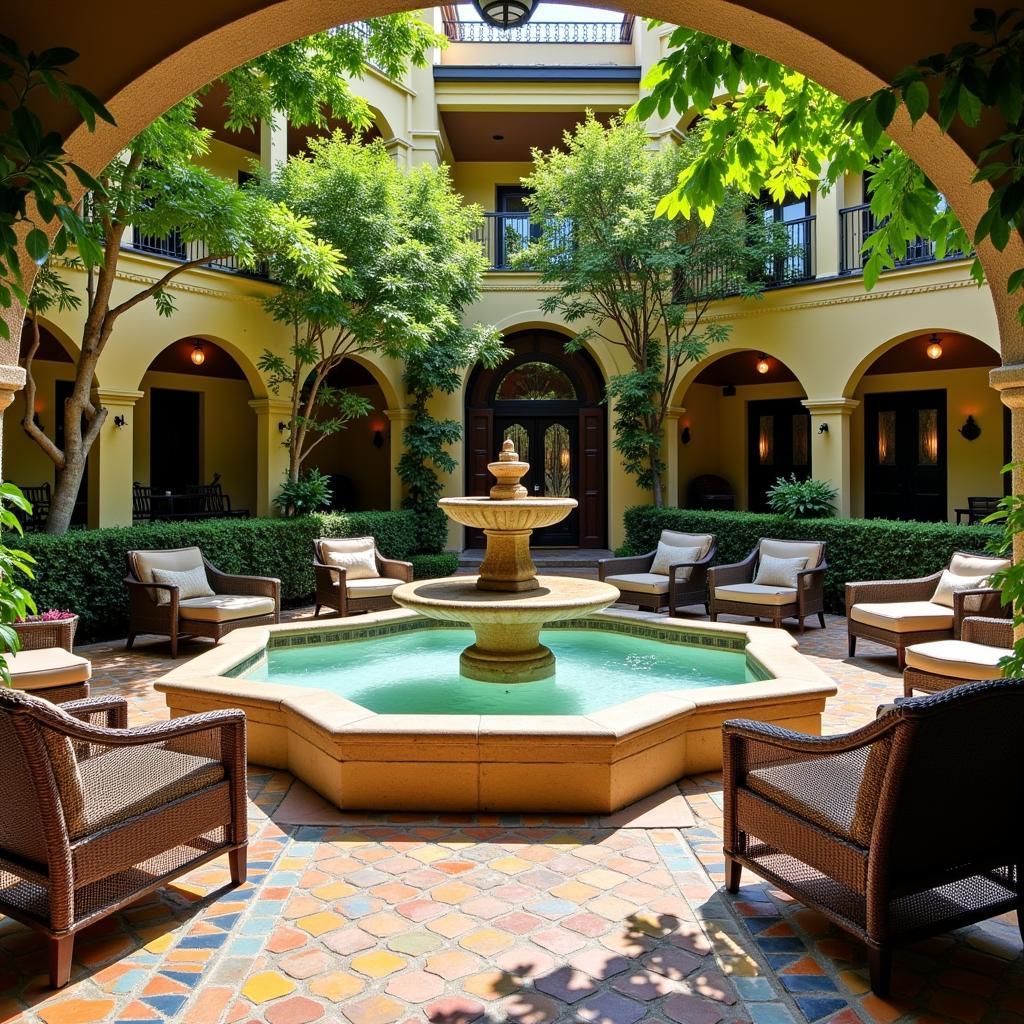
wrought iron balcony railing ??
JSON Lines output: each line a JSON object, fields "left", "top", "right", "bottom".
{"left": 444, "top": 19, "right": 634, "bottom": 43}
{"left": 472, "top": 212, "right": 569, "bottom": 270}
{"left": 839, "top": 203, "right": 963, "bottom": 275}
{"left": 124, "top": 231, "right": 271, "bottom": 280}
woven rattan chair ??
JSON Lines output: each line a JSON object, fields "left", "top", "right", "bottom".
{"left": 126, "top": 547, "right": 280, "bottom": 658}
{"left": 598, "top": 531, "right": 717, "bottom": 614}
{"left": 0, "top": 687, "right": 247, "bottom": 988}
{"left": 723, "top": 678, "right": 1024, "bottom": 996}
{"left": 709, "top": 538, "right": 827, "bottom": 631}
{"left": 313, "top": 537, "right": 413, "bottom": 618}
{"left": 9, "top": 615, "right": 90, "bottom": 704}
{"left": 846, "top": 551, "right": 1007, "bottom": 668}
{"left": 904, "top": 615, "right": 1012, "bottom": 696}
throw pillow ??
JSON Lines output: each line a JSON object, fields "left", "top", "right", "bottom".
{"left": 754, "top": 554, "right": 807, "bottom": 589}
{"left": 650, "top": 542, "right": 702, "bottom": 580}
{"left": 151, "top": 564, "right": 215, "bottom": 606}
{"left": 931, "top": 569, "right": 989, "bottom": 609}
{"left": 325, "top": 546, "right": 379, "bottom": 580}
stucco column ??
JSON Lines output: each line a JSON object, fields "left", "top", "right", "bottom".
{"left": 0, "top": 364, "right": 26, "bottom": 478}
{"left": 662, "top": 405, "right": 686, "bottom": 507}
{"left": 801, "top": 398, "right": 859, "bottom": 517}
{"left": 260, "top": 111, "right": 288, "bottom": 174}
{"left": 384, "top": 407, "right": 413, "bottom": 511}
{"left": 814, "top": 167, "right": 844, "bottom": 279}
{"left": 990, "top": 365, "right": 1024, "bottom": 593}
{"left": 249, "top": 398, "right": 293, "bottom": 516}
{"left": 88, "top": 388, "right": 144, "bottom": 527}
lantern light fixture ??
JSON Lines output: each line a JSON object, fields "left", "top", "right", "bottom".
{"left": 190, "top": 341, "right": 206, "bottom": 367}
{"left": 756, "top": 354, "right": 771, "bottom": 375}
{"left": 926, "top": 333, "right": 943, "bottom": 360}
{"left": 471, "top": 0, "right": 538, "bottom": 30}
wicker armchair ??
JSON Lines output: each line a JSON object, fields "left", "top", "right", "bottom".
{"left": 0, "top": 687, "right": 248, "bottom": 988}
{"left": 709, "top": 539, "right": 827, "bottom": 631}
{"left": 904, "top": 615, "right": 1013, "bottom": 696}
{"left": 723, "top": 678, "right": 1024, "bottom": 996}
{"left": 9, "top": 615, "right": 90, "bottom": 704}
{"left": 126, "top": 547, "right": 280, "bottom": 658}
{"left": 846, "top": 551, "right": 1007, "bottom": 668}
{"left": 598, "top": 531, "right": 717, "bottom": 614}
{"left": 313, "top": 537, "right": 413, "bottom": 618}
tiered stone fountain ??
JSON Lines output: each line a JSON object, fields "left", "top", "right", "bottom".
{"left": 393, "top": 440, "right": 619, "bottom": 682}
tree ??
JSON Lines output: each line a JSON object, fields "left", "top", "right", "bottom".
{"left": 629, "top": 10, "right": 1023, "bottom": 308}
{"left": 258, "top": 135, "right": 503, "bottom": 512}
{"left": 517, "top": 115, "right": 795, "bottom": 505}
{"left": 21, "top": 16, "right": 441, "bottom": 533}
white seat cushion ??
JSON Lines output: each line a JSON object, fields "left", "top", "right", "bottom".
{"left": 178, "top": 595, "right": 276, "bottom": 623}
{"left": 905, "top": 639, "right": 1009, "bottom": 681}
{"left": 849, "top": 601, "right": 954, "bottom": 633}
{"left": 604, "top": 573, "right": 671, "bottom": 596}
{"left": 714, "top": 583, "right": 798, "bottom": 607}
{"left": 342, "top": 577, "right": 404, "bottom": 599}
{"left": 8, "top": 648, "right": 91, "bottom": 690}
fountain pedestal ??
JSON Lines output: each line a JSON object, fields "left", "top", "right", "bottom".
{"left": 392, "top": 440, "right": 620, "bottom": 682}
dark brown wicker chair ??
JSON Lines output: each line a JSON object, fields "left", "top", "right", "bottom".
{"left": 598, "top": 531, "right": 717, "bottom": 614}
{"left": 723, "top": 678, "right": 1024, "bottom": 996}
{"left": 709, "top": 538, "right": 827, "bottom": 631}
{"left": 313, "top": 537, "right": 413, "bottom": 618}
{"left": 904, "top": 615, "right": 1012, "bottom": 696}
{"left": 9, "top": 615, "right": 90, "bottom": 704}
{"left": 0, "top": 688, "right": 247, "bottom": 988}
{"left": 846, "top": 551, "right": 1007, "bottom": 668}
{"left": 125, "top": 546, "right": 280, "bottom": 658}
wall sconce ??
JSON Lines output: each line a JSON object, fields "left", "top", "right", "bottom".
{"left": 926, "top": 333, "right": 943, "bottom": 360}
{"left": 113, "top": 414, "right": 127, "bottom": 428}
{"left": 278, "top": 421, "right": 287, "bottom": 433}
{"left": 722, "top": 384, "right": 736, "bottom": 397}
{"left": 817, "top": 422, "right": 829, "bottom": 435}
{"left": 959, "top": 414, "right": 981, "bottom": 441}
{"left": 190, "top": 341, "right": 206, "bottom": 367}
{"left": 756, "top": 354, "right": 771, "bottom": 375}
{"left": 680, "top": 425, "right": 692, "bottom": 445}
{"left": 372, "top": 429, "right": 385, "bottom": 449}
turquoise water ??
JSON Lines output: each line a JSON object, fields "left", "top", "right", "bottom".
{"left": 244, "top": 628, "right": 756, "bottom": 716}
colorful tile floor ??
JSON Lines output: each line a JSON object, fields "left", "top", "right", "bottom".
{"left": 2, "top": 606, "right": 1022, "bottom": 1024}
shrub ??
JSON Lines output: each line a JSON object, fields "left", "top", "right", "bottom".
{"left": 20, "top": 510, "right": 418, "bottom": 643}
{"left": 622, "top": 505, "right": 1001, "bottom": 613}
{"left": 273, "top": 469, "right": 333, "bottom": 516}
{"left": 409, "top": 552, "right": 459, "bottom": 579}
{"left": 766, "top": 474, "right": 838, "bottom": 518}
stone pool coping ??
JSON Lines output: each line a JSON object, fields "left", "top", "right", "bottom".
{"left": 155, "top": 609, "right": 837, "bottom": 814}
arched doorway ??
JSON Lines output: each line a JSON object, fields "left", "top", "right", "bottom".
{"left": 465, "top": 330, "right": 606, "bottom": 548}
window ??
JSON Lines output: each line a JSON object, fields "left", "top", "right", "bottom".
{"left": 495, "top": 361, "right": 576, "bottom": 401}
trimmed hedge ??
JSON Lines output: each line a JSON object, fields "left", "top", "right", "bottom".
{"left": 409, "top": 552, "right": 459, "bottom": 579}
{"left": 21, "top": 511, "right": 419, "bottom": 643}
{"left": 622, "top": 506, "right": 1002, "bottom": 614}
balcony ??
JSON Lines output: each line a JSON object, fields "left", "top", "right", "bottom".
{"left": 442, "top": 18, "right": 635, "bottom": 43}
{"left": 839, "top": 203, "right": 963, "bottom": 275}
{"left": 124, "top": 231, "right": 271, "bottom": 281}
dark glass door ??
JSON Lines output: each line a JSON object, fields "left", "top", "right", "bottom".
{"left": 865, "top": 390, "right": 947, "bottom": 521}
{"left": 150, "top": 388, "right": 201, "bottom": 493}
{"left": 747, "top": 398, "right": 811, "bottom": 512}
{"left": 495, "top": 186, "right": 538, "bottom": 270}
{"left": 495, "top": 415, "right": 578, "bottom": 546}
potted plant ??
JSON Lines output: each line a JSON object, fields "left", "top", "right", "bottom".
{"left": 14, "top": 609, "right": 79, "bottom": 652}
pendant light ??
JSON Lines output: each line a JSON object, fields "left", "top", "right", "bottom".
{"left": 471, "top": 0, "right": 539, "bottom": 29}
{"left": 926, "top": 334, "right": 943, "bottom": 360}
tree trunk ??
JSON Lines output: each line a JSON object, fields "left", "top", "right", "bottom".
{"left": 47, "top": 453, "right": 87, "bottom": 534}
{"left": 651, "top": 458, "right": 664, "bottom": 507}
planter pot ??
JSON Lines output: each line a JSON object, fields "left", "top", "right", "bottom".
{"left": 13, "top": 615, "right": 79, "bottom": 652}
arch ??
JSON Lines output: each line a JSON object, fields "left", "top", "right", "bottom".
{"left": 22, "top": 316, "right": 85, "bottom": 369}
{"left": 129, "top": 332, "right": 268, "bottom": 399}
{"left": 341, "top": 352, "right": 402, "bottom": 411}
{"left": 672, "top": 342, "right": 814, "bottom": 410}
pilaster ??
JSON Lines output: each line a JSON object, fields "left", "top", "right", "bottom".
{"left": 88, "top": 388, "right": 144, "bottom": 528}
{"left": 801, "top": 397, "right": 859, "bottom": 517}
{"left": 249, "top": 397, "right": 294, "bottom": 516}
{"left": 384, "top": 407, "right": 414, "bottom": 511}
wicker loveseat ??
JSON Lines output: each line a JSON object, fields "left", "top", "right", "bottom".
{"left": 846, "top": 551, "right": 1007, "bottom": 668}
{"left": 709, "top": 538, "right": 827, "bottom": 631}
{"left": 126, "top": 546, "right": 280, "bottom": 657}
{"left": 598, "top": 530, "right": 717, "bottom": 614}
{"left": 723, "top": 678, "right": 1024, "bottom": 996}
{"left": 904, "top": 615, "right": 1012, "bottom": 696}
{"left": 313, "top": 537, "right": 413, "bottom": 618}
{"left": 0, "top": 688, "right": 248, "bottom": 988}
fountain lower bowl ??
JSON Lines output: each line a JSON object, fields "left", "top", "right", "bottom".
{"left": 393, "top": 575, "right": 620, "bottom": 682}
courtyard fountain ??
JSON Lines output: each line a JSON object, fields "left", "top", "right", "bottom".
{"left": 392, "top": 439, "right": 620, "bottom": 682}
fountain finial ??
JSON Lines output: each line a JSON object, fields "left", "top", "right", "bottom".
{"left": 488, "top": 439, "right": 529, "bottom": 501}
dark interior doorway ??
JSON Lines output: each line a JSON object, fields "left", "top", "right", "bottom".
{"left": 747, "top": 398, "right": 811, "bottom": 512}
{"left": 150, "top": 388, "right": 201, "bottom": 493}
{"left": 865, "top": 389, "right": 947, "bottom": 521}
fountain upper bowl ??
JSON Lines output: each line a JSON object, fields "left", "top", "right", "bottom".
{"left": 438, "top": 495, "right": 577, "bottom": 530}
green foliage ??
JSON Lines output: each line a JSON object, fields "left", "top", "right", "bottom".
{"left": 19, "top": 511, "right": 417, "bottom": 643}
{"left": 409, "top": 552, "right": 459, "bottom": 580}
{"left": 766, "top": 475, "right": 839, "bottom": 519}
{"left": 273, "top": 468, "right": 334, "bottom": 517}
{"left": 517, "top": 116, "right": 795, "bottom": 504}
{"left": 981, "top": 464, "right": 1023, "bottom": 675}
{"left": 0, "top": 483, "right": 37, "bottom": 683}
{"left": 0, "top": 36, "right": 113, "bottom": 332}
{"left": 622, "top": 505, "right": 1000, "bottom": 613}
